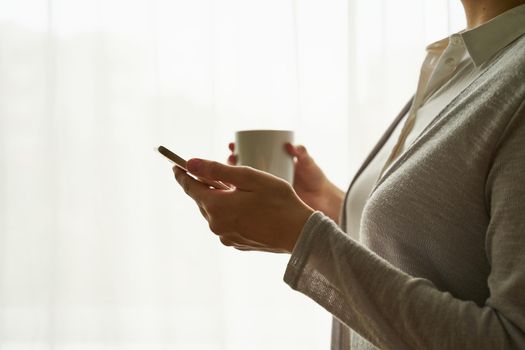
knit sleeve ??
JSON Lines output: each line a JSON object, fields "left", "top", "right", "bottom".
{"left": 283, "top": 102, "right": 525, "bottom": 349}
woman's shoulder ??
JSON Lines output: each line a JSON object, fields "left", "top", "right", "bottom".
{"left": 456, "top": 34, "right": 525, "bottom": 128}
{"left": 482, "top": 34, "right": 525, "bottom": 84}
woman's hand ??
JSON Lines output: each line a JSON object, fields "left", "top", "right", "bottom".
{"left": 174, "top": 159, "right": 315, "bottom": 253}
{"left": 228, "top": 143, "right": 344, "bottom": 221}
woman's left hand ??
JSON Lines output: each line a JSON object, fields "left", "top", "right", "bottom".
{"left": 173, "top": 158, "right": 315, "bottom": 253}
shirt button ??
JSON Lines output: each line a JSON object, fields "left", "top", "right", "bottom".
{"left": 450, "top": 36, "right": 462, "bottom": 45}
{"left": 445, "top": 57, "right": 456, "bottom": 66}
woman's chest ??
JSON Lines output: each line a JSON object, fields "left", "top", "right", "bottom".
{"left": 359, "top": 113, "right": 499, "bottom": 302}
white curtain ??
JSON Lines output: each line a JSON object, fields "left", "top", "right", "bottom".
{"left": 0, "top": 0, "right": 464, "bottom": 349}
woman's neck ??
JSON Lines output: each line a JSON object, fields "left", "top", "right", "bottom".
{"left": 461, "top": 0, "right": 525, "bottom": 29}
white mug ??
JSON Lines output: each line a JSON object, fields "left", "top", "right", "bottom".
{"left": 235, "top": 130, "right": 295, "bottom": 183}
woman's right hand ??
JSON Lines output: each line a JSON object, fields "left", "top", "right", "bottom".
{"left": 228, "top": 142, "right": 344, "bottom": 222}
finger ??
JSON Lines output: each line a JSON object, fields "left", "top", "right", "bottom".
{"left": 173, "top": 166, "right": 210, "bottom": 203}
{"left": 284, "top": 143, "right": 309, "bottom": 161}
{"left": 227, "top": 154, "right": 237, "bottom": 165}
{"left": 225, "top": 234, "right": 267, "bottom": 248}
{"left": 219, "top": 236, "right": 266, "bottom": 249}
{"left": 284, "top": 142, "right": 296, "bottom": 156}
{"left": 219, "top": 236, "right": 236, "bottom": 247}
{"left": 234, "top": 246, "right": 253, "bottom": 251}
{"left": 198, "top": 205, "right": 209, "bottom": 220}
{"left": 217, "top": 233, "right": 268, "bottom": 247}
{"left": 234, "top": 245, "right": 286, "bottom": 253}
{"left": 187, "top": 158, "right": 259, "bottom": 189}
{"left": 228, "top": 142, "right": 235, "bottom": 152}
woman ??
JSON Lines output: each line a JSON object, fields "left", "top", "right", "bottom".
{"left": 174, "top": 0, "right": 525, "bottom": 348}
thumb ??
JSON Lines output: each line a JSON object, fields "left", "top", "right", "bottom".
{"left": 187, "top": 158, "right": 257, "bottom": 189}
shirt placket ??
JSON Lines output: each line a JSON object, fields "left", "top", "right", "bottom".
{"left": 378, "top": 36, "right": 466, "bottom": 179}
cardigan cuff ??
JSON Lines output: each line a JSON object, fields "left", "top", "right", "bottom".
{"left": 283, "top": 211, "right": 328, "bottom": 289}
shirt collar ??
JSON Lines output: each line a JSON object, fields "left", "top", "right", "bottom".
{"left": 460, "top": 4, "right": 525, "bottom": 67}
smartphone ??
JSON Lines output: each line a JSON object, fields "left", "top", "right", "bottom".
{"left": 156, "top": 145, "right": 231, "bottom": 190}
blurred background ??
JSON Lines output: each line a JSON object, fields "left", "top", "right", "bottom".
{"left": 0, "top": 0, "right": 465, "bottom": 349}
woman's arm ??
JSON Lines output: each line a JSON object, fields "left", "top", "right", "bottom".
{"left": 284, "top": 103, "right": 525, "bottom": 349}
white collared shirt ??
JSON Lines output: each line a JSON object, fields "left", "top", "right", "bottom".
{"left": 345, "top": 4, "right": 525, "bottom": 242}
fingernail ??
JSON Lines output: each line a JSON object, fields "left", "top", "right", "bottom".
{"left": 187, "top": 159, "right": 202, "bottom": 173}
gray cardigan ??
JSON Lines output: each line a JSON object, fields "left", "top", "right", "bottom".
{"left": 284, "top": 34, "right": 525, "bottom": 349}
